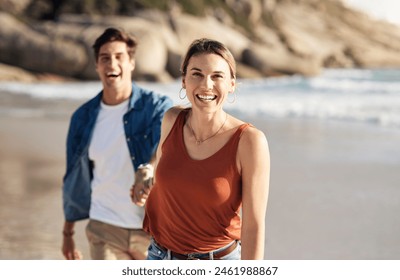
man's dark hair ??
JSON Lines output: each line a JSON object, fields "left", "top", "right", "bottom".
{"left": 92, "top": 27, "right": 138, "bottom": 61}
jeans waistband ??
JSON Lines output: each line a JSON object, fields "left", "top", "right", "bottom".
{"left": 153, "top": 239, "right": 238, "bottom": 260}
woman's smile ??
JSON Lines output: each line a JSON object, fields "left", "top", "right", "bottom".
{"left": 196, "top": 94, "right": 217, "bottom": 101}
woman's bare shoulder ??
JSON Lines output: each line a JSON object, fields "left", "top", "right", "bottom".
{"left": 228, "top": 115, "right": 267, "bottom": 143}
{"left": 161, "top": 106, "right": 188, "bottom": 133}
{"left": 164, "top": 106, "right": 186, "bottom": 122}
{"left": 235, "top": 120, "right": 270, "bottom": 173}
{"left": 238, "top": 122, "right": 269, "bottom": 153}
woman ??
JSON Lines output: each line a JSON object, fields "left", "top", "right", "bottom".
{"left": 137, "top": 38, "right": 270, "bottom": 260}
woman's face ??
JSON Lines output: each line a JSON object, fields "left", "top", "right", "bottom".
{"left": 183, "top": 53, "right": 235, "bottom": 113}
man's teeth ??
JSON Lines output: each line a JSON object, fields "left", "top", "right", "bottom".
{"left": 107, "top": 72, "right": 119, "bottom": 77}
{"left": 197, "top": 94, "right": 216, "bottom": 101}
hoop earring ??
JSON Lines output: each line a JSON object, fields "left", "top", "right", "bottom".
{"left": 179, "top": 88, "right": 186, "bottom": 100}
{"left": 227, "top": 91, "right": 236, "bottom": 103}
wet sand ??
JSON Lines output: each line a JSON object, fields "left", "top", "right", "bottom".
{"left": 258, "top": 118, "right": 400, "bottom": 259}
{"left": 0, "top": 94, "right": 90, "bottom": 259}
{"left": 1, "top": 91, "right": 400, "bottom": 259}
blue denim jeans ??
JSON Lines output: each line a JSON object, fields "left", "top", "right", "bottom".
{"left": 146, "top": 239, "right": 241, "bottom": 260}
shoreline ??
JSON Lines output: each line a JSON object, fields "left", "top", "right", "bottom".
{"left": 1, "top": 93, "right": 400, "bottom": 259}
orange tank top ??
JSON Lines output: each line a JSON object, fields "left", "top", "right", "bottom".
{"left": 143, "top": 109, "right": 250, "bottom": 254}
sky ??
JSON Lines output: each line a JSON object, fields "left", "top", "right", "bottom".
{"left": 345, "top": 0, "right": 400, "bottom": 25}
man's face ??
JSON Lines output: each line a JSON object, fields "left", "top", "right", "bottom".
{"left": 95, "top": 41, "right": 135, "bottom": 89}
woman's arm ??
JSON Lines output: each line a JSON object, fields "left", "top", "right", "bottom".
{"left": 238, "top": 126, "right": 270, "bottom": 259}
{"left": 131, "top": 106, "right": 184, "bottom": 205}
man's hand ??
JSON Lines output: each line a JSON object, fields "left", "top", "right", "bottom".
{"left": 62, "top": 234, "right": 82, "bottom": 260}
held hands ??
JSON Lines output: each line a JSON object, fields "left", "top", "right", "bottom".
{"left": 131, "top": 164, "right": 154, "bottom": 207}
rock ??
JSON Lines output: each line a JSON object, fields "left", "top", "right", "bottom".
{"left": 0, "top": 62, "right": 37, "bottom": 82}
{"left": 326, "top": 6, "right": 400, "bottom": 67}
{"left": 90, "top": 16, "right": 169, "bottom": 75}
{"left": 0, "top": 12, "right": 88, "bottom": 77}
{"left": 0, "top": 0, "right": 31, "bottom": 15}
{"left": 225, "top": 0, "right": 263, "bottom": 25}
{"left": 236, "top": 62, "right": 265, "bottom": 79}
{"left": 273, "top": 3, "right": 344, "bottom": 61}
{"left": 65, "top": 15, "right": 171, "bottom": 81}
{"left": 32, "top": 21, "right": 104, "bottom": 79}
{"left": 172, "top": 14, "right": 250, "bottom": 60}
{"left": 32, "top": 14, "right": 173, "bottom": 81}
{"left": 242, "top": 43, "right": 321, "bottom": 76}
{"left": 1, "top": 0, "right": 400, "bottom": 82}
{"left": 272, "top": 1, "right": 400, "bottom": 69}
{"left": 166, "top": 51, "right": 183, "bottom": 79}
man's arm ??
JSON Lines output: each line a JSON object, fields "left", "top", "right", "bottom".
{"left": 61, "top": 221, "right": 82, "bottom": 260}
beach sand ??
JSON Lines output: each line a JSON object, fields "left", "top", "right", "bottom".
{"left": 1, "top": 91, "right": 400, "bottom": 259}
{"left": 0, "top": 92, "right": 90, "bottom": 259}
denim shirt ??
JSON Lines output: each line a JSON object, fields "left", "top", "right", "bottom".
{"left": 62, "top": 83, "right": 172, "bottom": 222}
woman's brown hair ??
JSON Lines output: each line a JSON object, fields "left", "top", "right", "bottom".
{"left": 180, "top": 38, "right": 236, "bottom": 79}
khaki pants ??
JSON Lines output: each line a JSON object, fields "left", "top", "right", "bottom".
{"left": 86, "top": 219, "right": 150, "bottom": 260}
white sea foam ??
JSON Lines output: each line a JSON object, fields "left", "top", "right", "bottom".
{"left": 0, "top": 81, "right": 103, "bottom": 100}
{"left": 1, "top": 68, "right": 400, "bottom": 128}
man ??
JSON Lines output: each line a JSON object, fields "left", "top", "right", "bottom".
{"left": 61, "top": 27, "right": 172, "bottom": 260}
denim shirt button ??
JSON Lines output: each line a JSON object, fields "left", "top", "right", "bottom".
{"left": 143, "top": 134, "right": 147, "bottom": 139}
{"left": 127, "top": 137, "right": 130, "bottom": 141}
{"left": 131, "top": 156, "right": 135, "bottom": 160}
{"left": 124, "top": 120, "right": 128, "bottom": 125}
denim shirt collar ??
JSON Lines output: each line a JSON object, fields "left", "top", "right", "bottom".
{"left": 128, "top": 82, "right": 144, "bottom": 111}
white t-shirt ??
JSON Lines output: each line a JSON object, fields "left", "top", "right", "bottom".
{"left": 88, "top": 99, "right": 144, "bottom": 229}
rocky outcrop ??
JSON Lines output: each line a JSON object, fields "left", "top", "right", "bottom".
{"left": 0, "top": 63, "right": 37, "bottom": 82}
{"left": 0, "top": 12, "right": 87, "bottom": 77}
{"left": 272, "top": 1, "right": 400, "bottom": 68}
{"left": 1, "top": 0, "right": 400, "bottom": 82}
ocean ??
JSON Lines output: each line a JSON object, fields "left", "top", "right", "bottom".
{"left": 1, "top": 68, "right": 399, "bottom": 129}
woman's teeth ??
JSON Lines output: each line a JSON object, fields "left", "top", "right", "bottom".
{"left": 197, "top": 94, "right": 216, "bottom": 101}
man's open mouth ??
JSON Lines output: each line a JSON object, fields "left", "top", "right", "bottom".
{"left": 107, "top": 72, "right": 120, "bottom": 78}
